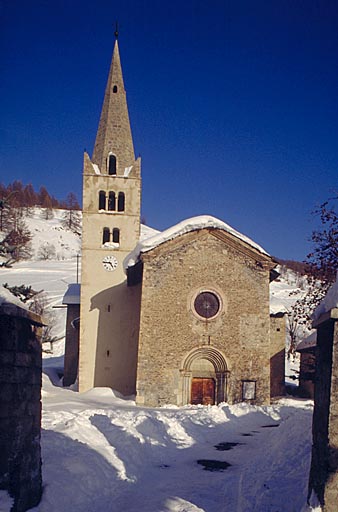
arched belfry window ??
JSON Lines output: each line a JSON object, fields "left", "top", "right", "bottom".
{"left": 112, "top": 228, "right": 120, "bottom": 244}
{"left": 102, "top": 227, "right": 110, "bottom": 244}
{"left": 108, "top": 191, "right": 116, "bottom": 211}
{"left": 117, "top": 192, "right": 125, "bottom": 212}
{"left": 113, "top": 85, "right": 118, "bottom": 93}
{"left": 108, "top": 154, "right": 117, "bottom": 175}
{"left": 99, "top": 191, "right": 106, "bottom": 210}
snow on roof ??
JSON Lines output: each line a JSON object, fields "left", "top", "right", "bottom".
{"left": 269, "top": 295, "right": 288, "bottom": 315}
{"left": 140, "top": 223, "right": 160, "bottom": 241}
{"left": 0, "top": 285, "right": 42, "bottom": 323}
{"left": 123, "top": 165, "right": 133, "bottom": 177}
{"left": 63, "top": 283, "right": 81, "bottom": 305}
{"left": 125, "top": 215, "right": 269, "bottom": 269}
{"left": 296, "top": 331, "right": 317, "bottom": 351}
{"left": 0, "top": 285, "right": 30, "bottom": 310}
{"left": 312, "top": 275, "right": 338, "bottom": 322}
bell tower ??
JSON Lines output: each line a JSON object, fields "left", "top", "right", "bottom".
{"left": 79, "top": 35, "right": 141, "bottom": 393}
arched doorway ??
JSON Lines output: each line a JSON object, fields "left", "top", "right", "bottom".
{"left": 180, "top": 347, "right": 228, "bottom": 406}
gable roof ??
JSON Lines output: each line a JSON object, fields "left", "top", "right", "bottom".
{"left": 124, "top": 215, "right": 269, "bottom": 270}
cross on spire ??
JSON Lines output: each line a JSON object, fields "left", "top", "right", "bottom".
{"left": 114, "top": 21, "right": 119, "bottom": 40}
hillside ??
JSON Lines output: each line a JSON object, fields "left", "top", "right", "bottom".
{"left": 25, "top": 208, "right": 81, "bottom": 261}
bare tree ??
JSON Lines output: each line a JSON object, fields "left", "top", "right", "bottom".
{"left": 61, "top": 192, "right": 81, "bottom": 234}
{"left": 41, "top": 195, "right": 54, "bottom": 220}
{"left": 29, "top": 292, "right": 58, "bottom": 352}
{"left": 0, "top": 222, "right": 32, "bottom": 266}
{"left": 288, "top": 194, "right": 338, "bottom": 338}
{"left": 37, "top": 242, "right": 56, "bottom": 260}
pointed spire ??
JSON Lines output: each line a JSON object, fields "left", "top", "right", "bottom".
{"left": 92, "top": 39, "right": 135, "bottom": 173}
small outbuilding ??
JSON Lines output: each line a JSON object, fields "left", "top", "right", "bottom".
{"left": 62, "top": 283, "right": 80, "bottom": 387}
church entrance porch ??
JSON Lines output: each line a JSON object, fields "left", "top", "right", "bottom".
{"left": 191, "top": 378, "right": 215, "bottom": 405}
{"left": 180, "top": 347, "right": 228, "bottom": 406}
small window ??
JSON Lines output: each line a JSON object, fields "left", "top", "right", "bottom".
{"left": 102, "top": 227, "right": 110, "bottom": 244}
{"left": 108, "top": 191, "right": 116, "bottom": 211}
{"left": 117, "top": 192, "right": 125, "bottom": 212}
{"left": 108, "top": 154, "right": 117, "bottom": 175}
{"left": 113, "top": 85, "right": 118, "bottom": 93}
{"left": 242, "top": 381, "right": 256, "bottom": 401}
{"left": 112, "top": 228, "right": 120, "bottom": 244}
{"left": 99, "top": 191, "right": 106, "bottom": 210}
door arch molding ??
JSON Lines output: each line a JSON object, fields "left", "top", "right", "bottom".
{"left": 180, "top": 347, "right": 229, "bottom": 405}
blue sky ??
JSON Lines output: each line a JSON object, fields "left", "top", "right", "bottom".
{"left": 1, "top": 0, "right": 337, "bottom": 260}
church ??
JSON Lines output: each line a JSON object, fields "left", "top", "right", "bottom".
{"left": 63, "top": 36, "right": 285, "bottom": 407}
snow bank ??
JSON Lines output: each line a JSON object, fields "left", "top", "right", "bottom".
{"left": 0, "top": 491, "right": 14, "bottom": 512}
{"left": 34, "top": 376, "right": 316, "bottom": 512}
{"left": 125, "top": 215, "right": 268, "bottom": 269}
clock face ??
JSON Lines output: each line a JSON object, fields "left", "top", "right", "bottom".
{"left": 102, "top": 255, "right": 118, "bottom": 271}
{"left": 194, "top": 291, "right": 220, "bottom": 319}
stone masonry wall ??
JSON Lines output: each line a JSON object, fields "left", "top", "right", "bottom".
{"left": 325, "top": 320, "right": 338, "bottom": 510}
{"left": 0, "top": 314, "right": 42, "bottom": 512}
{"left": 309, "top": 317, "right": 338, "bottom": 511}
{"left": 136, "top": 230, "right": 274, "bottom": 407}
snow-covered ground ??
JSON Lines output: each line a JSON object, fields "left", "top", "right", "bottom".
{"left": 34, "top": 378, "right": 317, "bottom": 512}
{"left": 0, "top": 210, "right": 321, "bottom": 511}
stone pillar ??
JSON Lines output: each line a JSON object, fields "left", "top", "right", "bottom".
{"left": 309, "top": 308, "right": 338, "bottom": 511}
{"left": 0, "top": 309, "right": 42, "bottom": 512}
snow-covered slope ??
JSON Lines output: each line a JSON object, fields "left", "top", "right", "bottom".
{"left": 25, "top": 208, "right": 81, "bottom": 261}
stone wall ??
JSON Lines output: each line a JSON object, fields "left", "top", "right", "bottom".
{"left": 136, "top": 229, "right": 277, "bottom": 407}
{"left": 309, "top": 312, "right": 338, "bottom": 511}
{"left": 0, "top": 312, "right": 42, "bottom": 511}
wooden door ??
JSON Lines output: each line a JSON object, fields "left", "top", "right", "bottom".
{"left": 191, "top": 378, "right": 215, "bottom": 405}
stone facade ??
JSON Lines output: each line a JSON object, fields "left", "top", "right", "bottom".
{"left": 309, "top": 308, "right": 338, "bottom": 511}
{"left": 134, "top": 229, "right": 279, "bottom": 407}
{"left": 0, "top": 301, "right": 42, "bottom": 511}
{"left": 73, "top": 37, "right": 285, "bottom": 407}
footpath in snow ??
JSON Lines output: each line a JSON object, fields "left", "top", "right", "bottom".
{"left": 24, "top": 367, "right": 315, "bottom": 512}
